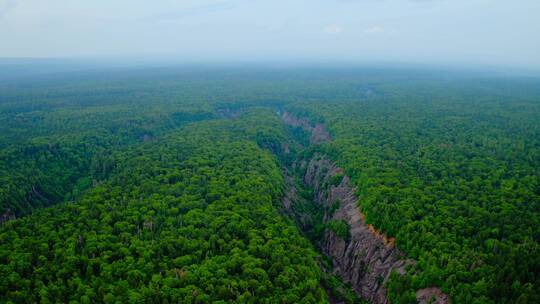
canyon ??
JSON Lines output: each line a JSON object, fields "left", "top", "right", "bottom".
{"left": 279, "top": 111, "right": 450, "bottom": 304}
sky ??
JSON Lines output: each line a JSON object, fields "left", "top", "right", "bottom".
{"left": 0, "top": 0, "right": 539, "bottom": 68}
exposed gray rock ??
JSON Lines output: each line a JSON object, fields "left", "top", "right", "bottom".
{"left": 280, "top": 112, "right": 450, "bottom": 304}
{"left": 303, "top": 156, "right": 412, "bottom": 304}
{"left": 285, "top": 154, "right": 451, "bottom": 304}
{"left": 280, "top": 111, "right": 331, "bottom": 144}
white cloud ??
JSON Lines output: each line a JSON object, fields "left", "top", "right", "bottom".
{"left": 323, "top": 24, "right": 344, "bottom": 34}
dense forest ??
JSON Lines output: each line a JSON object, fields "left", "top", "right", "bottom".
{"left": 284, "top": 81, "right": 540, "bottom": 303}
{"left": 0, "top": 64, "right": 538, "bottom": 303}
{"left": 0, "top": 110, "right": 333, "bottom": 303}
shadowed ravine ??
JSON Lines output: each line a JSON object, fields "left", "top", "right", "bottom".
{"left": 278, "top": 111, "right": 450, "bottom": 304}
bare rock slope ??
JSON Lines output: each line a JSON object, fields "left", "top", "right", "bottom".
{"left": 280, "top": 111, "right": 449, "bottom": 304}
{"left": 302, "top": 156, "right": 410, "bottom": 304}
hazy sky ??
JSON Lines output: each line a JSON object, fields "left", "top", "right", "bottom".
{"left": 1, "top": 0, "right": 539, "bottom": 68}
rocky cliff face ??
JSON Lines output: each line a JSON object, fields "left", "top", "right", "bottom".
{"left": 280, "top": 111, "right": 449, "bottom": 304}
{"left": 301, "top": 156, "right": 411, "bottom": 304}
{"left": 280, "top": 111, "right": 331, "bottom": 144}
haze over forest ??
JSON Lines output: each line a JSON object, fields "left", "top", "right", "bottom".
{"left": 1, "top": 0, "right": 539, "bottom": 69}
{"left": 0, "top": 1, "right": 538, "bottom": 304}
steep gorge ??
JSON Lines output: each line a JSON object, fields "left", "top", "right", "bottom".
{"left": 279, "top": 111, "right": 449, "bottom": 304}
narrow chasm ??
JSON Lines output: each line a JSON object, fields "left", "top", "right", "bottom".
{"left": 277, "top": 111, "right": 450, "bottom": 304}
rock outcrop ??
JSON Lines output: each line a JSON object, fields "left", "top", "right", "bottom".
{"left": 301, "top": 156, "right": 411, "bottom": 304}
{"left": 280, "top": 111, "right": 331, "bottom": 144}
{"left": 280, "top": 111, "right": 450, "bottom": 304}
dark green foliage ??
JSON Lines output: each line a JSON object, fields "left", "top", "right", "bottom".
{"left": 320, "top": 272, "right": 365, "bottom": 304}
{"left": 326, "top": 220, "right": 351, "bottom": 241}
{"left": 287, "top": 78, "right": 540, "bottom": 303}
{"left": 329, "top": 173, "right": 344, "bottom": 187}
{"left": 288, "top": 176, "right": 326, "bottom": 242}
{"left": 0, "top": 103, "right": 214, "bottom": 217}
{"left": 386, "top": 271, "right": 417, "bottom": 304}
{"left": 0, "top": 66, "right": 539, "bottom": 303}
{"left": 328, "top": 200, "right": 341, "bottom": 217}
{"left": 0, "top": 118, "right": 328, "bottom": 303}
